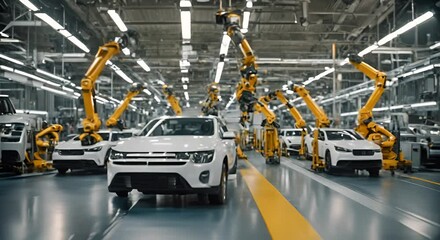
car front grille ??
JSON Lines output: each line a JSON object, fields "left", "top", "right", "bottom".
{"left": 112, "top": 161, "right": 187, "bottom": 166}
{"left": 58, "top": 149, "right": 84, "bottom": 155}
{"left": 125, "top": 152, "right": 178, "bottom": 159}
{"left": 352, "top": 150, "right": 375, "bottom": 156}
{"left": 337, "top": 160, "right": 382, "bottom": 169}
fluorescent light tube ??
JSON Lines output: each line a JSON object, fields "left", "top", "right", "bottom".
{"left": 95, "top": 96, "right": 109, "bottom": 103}
{"left": 246, "top": 0, "right": 253, "bottom": 8}
{"left": 67, "top": 36, "right": 90, "bottom": 53}
{"left": 429, "top": 42, "right": 440, "bottom": 49}
{"left": 214, "top": 61, "right": 225, "bottom": 83}
{"left": 137, "top": 59, "right": 151, "bottom": 72}
{"left": 0, "top": 65, "right": 14, "bottom": 72}
{"left": 143, "top": 89, "right": 152, "bottom": 95}
{"left": 0, "top": 38, "right": 20, "bottom": 43}
{"left": 41, "top": 86, "right": 66, "bottom": 95}
{"left": 58, "top": 29, "right": 72, "bottom": 38}
{"left": 183, "top": 84, "right": 188, "bottom": 90}
{"left": 34, "top": 13, "right": 64, "bottom": 30}
{"left": 411, "top": 101, "right": 436, "bottom": 108}
{"left": 14, "top": 69, "right": 59, "bottom": 87}
{"left": 107, "top": 10, "right": 128, "bottom": 32}
{"left": 186, "top": 102, "right": 190, "bottom": 108}
{"left": 154, "top": 95, "right": 161, "bottom": 103}
{"left": 358, "top": 44, "right": 379, "bottom": 56}
{"left": 19, "top": 0, "right": 39, "bottom": 11}
{"left": 219, "top": 33, "right": 231, "bottom": 56}
{"left": 115, "top": 69, "right": 133, "bottom": 83}
{"left": 242, "top": 11, "right": 250, "bottom": 31}
{"left": 0, "top": 54, "right": 25, "bottom": 65}
{"left": 180, "top": 11, "right": 191, "bottom": 40}
{"left": 184, "top": 91, "right": 189, "bottom": 100}
{"left": 62, "top": 86, "right": 74, "bottom": 93}
{"left": 37, "top": 69, "right": 70, "bottom": 83}
{"left": 181, "top": 77, "right": 189, "bottom": 83}
{"left": 121, "top": 47, "right": 130, "bottom": 55}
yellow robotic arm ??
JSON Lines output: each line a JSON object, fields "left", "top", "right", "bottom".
{"left": 292, "top": 84, "right": 330, "bottom": 170}
{"left": 162, "top": 85, "right": 182, "bottom": 116}
{"left": 106, "top": 83, "right": 145, "bottom": 129}
{"left": 201, "top": 83, "right": 220, "bottom": 116}
{"left": 80, "top": 32, "right": 138, "bottom": 146}
{"left": 260, "top": 90, "right": 308, "bottom": 157}
{"left": 348, "top": 55, "right": 411, "bottom": 172}
{"left": 34, "top": 124, "right": 63, "bottom": 168}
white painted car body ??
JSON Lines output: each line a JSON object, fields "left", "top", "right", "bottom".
{"left": 279, "top": 128, "right": 304, "bottom": 154}
{"left": 52, "top": 130, "right": 123, "bottom": 172}
{"left": 305, "top": 128, "right": 382, "bottom": 171}
{"left": 107, "top": 116, "right": 237, "bottom": 196}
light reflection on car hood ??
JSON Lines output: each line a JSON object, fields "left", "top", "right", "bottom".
{"left": 114, "top": 136, "right": 217, "bottom": 152}
{"left": 330, "top": 140, "right": 380, "bottom": 150}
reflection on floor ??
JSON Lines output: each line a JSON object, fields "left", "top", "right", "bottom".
{"left": 0, "top": 151, "right": 439, "bottom": 240}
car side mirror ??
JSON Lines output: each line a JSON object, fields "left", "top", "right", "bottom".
{"left": 222, "top": 131, "right": 236, "bottom": 140}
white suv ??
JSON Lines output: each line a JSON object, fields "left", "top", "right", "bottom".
{"left": 53, "top": 130, "right": 123, "bottom": 173}
{"left": 279, "top": 128, "right": 305, "bottom": 156}
{"left": 107, "top": 116, "right": 237, "bottom": 204}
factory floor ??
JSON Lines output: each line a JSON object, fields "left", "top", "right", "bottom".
{"left": 0, "top": 151, "right": 439, "bottom": 240}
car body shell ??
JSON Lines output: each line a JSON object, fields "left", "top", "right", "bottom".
{"left": 107, "top": 116, "right": 237, "bottom": 194}
{"left": 52, "top": 129, "right": 122, "bottom": 170}
{"left": 305, "top": 128, "right": 383, "bottom": 170}
{"left": 278, "top": 128, "right": 304, "bottom": 153}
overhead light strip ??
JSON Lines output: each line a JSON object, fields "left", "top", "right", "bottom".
{"left": 19, "top": 0, "right": 39, "bottom": 11}
{"left": 180, "top": 0, "right": 192, "bottom": 41}
{"left": 137, "top": 59, "right": 151, "bottom": 72}
{"left": 107, "top": 10, "right": 128, "bottom": 32}
{"left": 306, "top": 11, "right": 434, "bottom": 85}
{"left": 0, "top": 54, "right": 25, "bottom": 65}
{"left": 241, "top": 1, "right": 253, "bottom": 33}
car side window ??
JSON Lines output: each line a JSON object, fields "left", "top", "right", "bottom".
{"left": 111, "top": 133, "right": 120, "bottom": 141}
{"left": 318, "top": 131, "right": 325, "bottom": 141}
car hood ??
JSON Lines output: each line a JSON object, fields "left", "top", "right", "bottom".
{"left": 56, "top": 140, "right": 109, "bottom": 150}
{"left": 0, "top": 114, "right": 38, "bottom": 124}
{"left": 330, "top": 140, "right": 380, "bottom": 150}
{"left": 114, "top": 136, "right": 218, "bottom": 152}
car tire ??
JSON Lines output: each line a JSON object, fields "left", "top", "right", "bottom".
{"left": 57, "top": 168, "right": 68, "bottom": 174}
{"left": 209, "top": 163, "right": 227, "bottom": 205}
{"left": 229, "top": 155, "right": 238, "bottom": 174}
{"left": 368, "top": 168, "right": 380, "bottom": 177}
{"left": 325, "top": 151, "right": 333, "bottom": 174}
{"left": 116, "top": 191, "right": 128, "bottom": 197}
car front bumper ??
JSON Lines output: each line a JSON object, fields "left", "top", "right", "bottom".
{"left": 107, "top": 159, "right": 222, "bottom": 193}
{"left": 333, "top": 151, "right": 382, "bottom": 170}
{"left": 52, "top": 151, "right": 104, "bottom": 169}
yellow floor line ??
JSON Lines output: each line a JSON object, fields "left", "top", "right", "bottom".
{"left": 240, "top": 160, "right": 321, "bottom": 240}
{"left": 405, "top": 175, "right": 440, "bottom": 186}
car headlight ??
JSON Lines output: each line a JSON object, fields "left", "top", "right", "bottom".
{"left": 176, "top": 150, "right": 215, "bottom": 163}
{"left": 334, "top": 146, "right": 352, "bottom": 152}
{"left": 109, "top": 150, "right": 125, "bottom": 160}
{"left": 84, "top": 146, "right": 102, "bottom": 152}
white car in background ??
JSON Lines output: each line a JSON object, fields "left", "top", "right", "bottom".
{"left": 305, "top": 128, "right": 383, "bottom": 176}
{"left": 107, "top": 116, "right": 237, "bottom": 205}
{"left": 279, "top": 128, "right": 305, "bottom": 156}
{"left": 53, "top": 130, "right": 123, "bottom": 174}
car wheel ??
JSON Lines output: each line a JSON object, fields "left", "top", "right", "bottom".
{"left": 57, "top": 168, "right": 68, "bottom": 174}
{"left": 368, "top": 168, "right": 380, "bottom": 177}
{"left": 209, "top": 163, "right": 227, "bottom": 205}
{"left": 325, "top": 151, "right": 333, "bottom": 174}
{"left": 116, "top": 191, "right": 128, "bottom": 197}
{"left": 229, "top": 155, "right": 238, "bottom": 174}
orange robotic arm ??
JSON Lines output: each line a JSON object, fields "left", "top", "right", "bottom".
{"left": 106, "top": 83, "right": 145, "bottom": 129}
{"left": 162, "top": 85, "right": 182, "bottom": 116}
{"left": 201, "top": 83, "right": 220, "bottom": 116}
{"left": 292, "top": 85, "right": 330, "bottom": 128}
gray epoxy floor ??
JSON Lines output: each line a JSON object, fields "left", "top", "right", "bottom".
{"left": 0, "top": 153, "right": 439, "bottom": 240}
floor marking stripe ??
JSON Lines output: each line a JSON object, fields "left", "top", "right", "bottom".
{"left": 400, "top": 179, "right": 440, "bottom": 193}
{"left": 282, "top": 159, "right": 439, "bottom": 239}
{"left": 240, "top": 160, "right": 321, "bottom": 240}
{"left": 404, "top": 175, "right": 440, "bottom": 186}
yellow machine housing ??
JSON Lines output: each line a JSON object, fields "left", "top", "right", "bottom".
{"left": 201, "top": 83, "right": 220, "bottom": 116}
{"left": 348, "top": 55, "right": 412, "bottom": 173}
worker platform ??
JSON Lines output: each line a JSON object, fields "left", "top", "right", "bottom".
{"left": 0, "top": 151, "right": 439, "bottom": 239}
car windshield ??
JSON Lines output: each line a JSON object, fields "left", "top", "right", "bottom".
{"left": 149, "top": 118, "right": 214, "bottom": 136}
{"left": 99, "top": 132, "right": 110, "bottom": 141}
{"left": 286, "top": 130, "right": 301, "bottom": 136}
{"left": 0, "top": 97, "right": 16, "bottom": 115}
{"left": 326, "top": 130, "right": 357, "bottom": 140}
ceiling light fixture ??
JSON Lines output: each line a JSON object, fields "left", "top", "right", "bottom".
{"left": 154, "top": 95, "right": 161, "bottom": 103}
{"left": 429, "top": 42, "right": 440, "bottom": 49}
{"left": 36, "top": 69, "right": 71, "bottom": 84}
{"left": 180, "top": 0, "right": 192, "bottom": 41}
{"left": 241, "top": 0, "right": 253, "bottom": 33}
{"left": 107, "top": 10, "right": 128, "bottom": 32}
{"left": 34, "top": 13, "right": 64, "bottom": 30}
{"left": 143, "top": 89, "right": 152, "bottom": 95}
{"left": 0, "top": 38, "right": 20, "bottom": 43}
{"left": 308, "top": 10, "right": 434, "bottom": 84}
{"left": 19, "top": 0, "right": 39, "bottom": 11}
{"left": 0, "top": 54, "right": 25, "bottom": 65}
{"left": 137, "top": 59, "right": 151, "bottom": 72}
{"left": 183, "top": 84, "right": 188, "bottom": 90}
{"left": 214, "top": 61, "right": 225, "bottom": 83}
{"left": 66, "top": 36, "right": 90, "bottom": 53}
{"left": 41, "top": 86, "right": 66, "bottom": 95}
{"left": 184, "top": 91, "right": 189, "bottom": 100}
